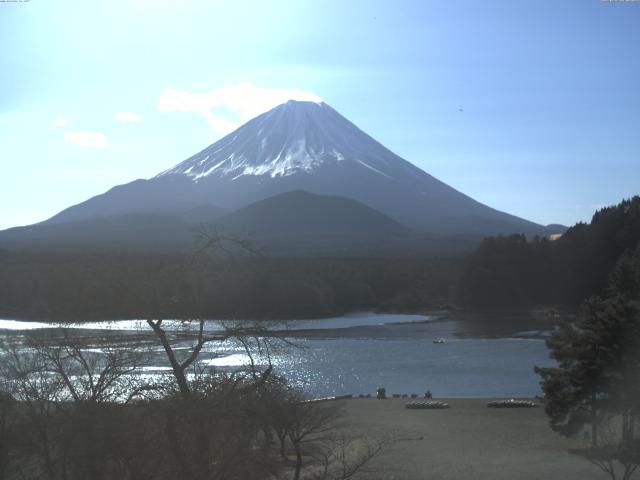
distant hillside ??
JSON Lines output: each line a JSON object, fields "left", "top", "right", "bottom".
{"left": 0, "top": 190, "right": 483, "bottom": 256}
{"left": 456, "top": 196, "right": 640, "bottom": 308}
{"left": 215, "top": 190, "right": 421, "bottom": 255}
{"left": 0, "top": 207, "right": 225, "bottom": 254}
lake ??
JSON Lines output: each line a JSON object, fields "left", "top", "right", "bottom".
{"left": 0, "top": 312, "right": 555, "bottom": 398}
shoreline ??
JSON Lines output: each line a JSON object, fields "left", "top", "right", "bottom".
{"left": 0, "top": 305, "right": 571, "bottom": 325}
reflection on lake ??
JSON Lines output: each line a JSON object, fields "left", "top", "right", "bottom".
{"left": 0, "top": 312, "right": 555, "bottom": 398}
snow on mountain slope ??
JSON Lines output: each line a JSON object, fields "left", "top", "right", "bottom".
{"left": 157, "top": 100, "right": 417, "bottom": 182}
{"left": 36, "top": 99, "right": 552, "bottom": 238}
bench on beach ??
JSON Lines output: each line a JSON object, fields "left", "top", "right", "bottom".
{"left": 405, "top": 401, "right": 450, "bottom": 409}
{"left": 487, "top": 399, "right": 537, "bottom": 408}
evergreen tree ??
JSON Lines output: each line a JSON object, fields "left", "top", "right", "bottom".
{"left": 536, "top": 244, "right": 640, "bottom": 479}
{"left": 457, "top": 196, "right": 640, "bottom": 309}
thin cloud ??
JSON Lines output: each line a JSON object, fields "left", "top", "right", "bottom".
{"left": 114, "top": 111, "right": 142, "bottom": 122}
{"left": 50, "top": 116, "right": 69, "bottom": 129}
{"left": 157, "top": 82, "right": 322, "bottom": 134}
{"left": 63, "top": 131, "right": 108, "bottom": 149}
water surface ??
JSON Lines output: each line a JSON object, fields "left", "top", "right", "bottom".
{"left": 0, "top": 312, "right": 554, "bottom": 398}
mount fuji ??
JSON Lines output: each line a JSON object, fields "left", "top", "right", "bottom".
{"left": 0, "top": 100, "right": 561, "bottom": 254}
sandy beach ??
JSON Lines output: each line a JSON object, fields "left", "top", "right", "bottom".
{"left": 337, "top": 398, "right": 602, "bottom": 480}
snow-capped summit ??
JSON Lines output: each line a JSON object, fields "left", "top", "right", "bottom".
{"left": 32, "top": 100, "right": 554, "bottom": 239}
{"left": 157, "top": 100, "right": 411, "bottom": 182}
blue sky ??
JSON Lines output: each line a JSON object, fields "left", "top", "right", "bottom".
{"left": 0, "top": 0, "right": 638, "bottom": 230}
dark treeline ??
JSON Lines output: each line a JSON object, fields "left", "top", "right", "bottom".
{"left": 0, "top": 251, "right": 460, "bottom": 321}
{"left": 2, "top": 196, "right": 638, "bottom": 321}
{"left": 456, "top": 196, "right": 640, "bottom": 309}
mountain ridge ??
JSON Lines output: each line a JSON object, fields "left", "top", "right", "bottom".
{"left": 1, "top": 100, "right": 565, "bottom": 254}
{"left": 0, "top": 191, "right": 437, "bottom": 255}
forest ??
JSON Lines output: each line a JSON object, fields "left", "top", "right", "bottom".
{"left": 0, "top": 196, "right": 638, "bottom": 322}
{"left": 0, "top": 250, "right": 459, "bottom": 321}
{"left": 457, "top": 196, "right": 640, "bottom": 309}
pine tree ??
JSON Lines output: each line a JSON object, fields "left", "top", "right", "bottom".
{"left": 536, "top": 244, "right": 640, "bottom": 479}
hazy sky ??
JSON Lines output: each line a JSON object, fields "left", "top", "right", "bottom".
{"left": 1, "top": 0, "right": 638, "bottom": 230}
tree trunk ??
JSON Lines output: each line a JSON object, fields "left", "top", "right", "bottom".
{"left": 293, "top": 442, "right": 302, "bottom": 480}
{"left": 592, "top": 393, "right": 598, "bottom": 447}
{"left": 164, "top": 407, "right": 192, "bottom": 478}
{"left": 622, "top": 411, "right": 630, "bottom": 448}
{"left": 278, "top": 433, "right": 287, "bottom": 459}
{"left": 39, "top": 425, "right": 56, "bottom": 480}
{"left": 147, "top": 319, "right": 191, "bottom": 399}
{"left": 0, "top": 401, "right": 7, "bottom": 480}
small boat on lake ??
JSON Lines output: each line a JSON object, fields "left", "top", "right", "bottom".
{"left": 433, "top": 338, "right": 445, "bottom": 344}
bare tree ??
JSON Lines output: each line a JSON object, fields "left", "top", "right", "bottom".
{"left": 145, "top": 319, "right": 274, "bottom": 400}
{"left": 571, "top": 415, "right": 640, "bottom": 480}
{"left": 313, "top": 434, "right": 387, "bottom": 480}
{"left": 29, "top": 331, "right": 142, "bottom": 405}
{"left": 0, "top": 336, "right": 67, "bottom": 480}
{"left": 288, "top": 401, "right": 342, "bottom": 480}
{"left": 0, "top": 391, "right": 15, "bottom": 480}
{"left": 263, "top": 390, "right": 387, "bottom": 480}
{"left": 0, "top": 331, "right": 152, "bottom": 480}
